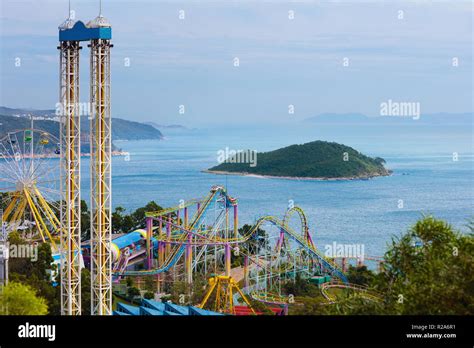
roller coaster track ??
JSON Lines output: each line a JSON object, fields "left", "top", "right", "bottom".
{"left": 115, "top": 187, "right": 347, "bottom": 284}
{"left": 250, "top": 292, "right": 289, "bottom": 305}
{"left": 191, "top": 209, "right": 226, "bottom": 270}
{"left": 240, "top": 215, "right": 348, "bottom": 283}
{"left": 320, "top": 281, "right": 382, "bottom": 303}
{"left": 145, "top": 198, "right": 201, "bottom": 218}
{"left": 116, "top": 186, "right": 232, "bottom": 276}
{"left": 282, "top": 206, "right": 315, "bottom": 249}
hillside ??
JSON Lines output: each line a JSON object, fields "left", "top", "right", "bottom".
{"left": 0, "top": 106, "right": 163, "bottom": 141}
{"left": 0, "top": 115, "right": 163, "bottom": 153}
{"left": 207, "top": 140, "right": 390, "bottom": 180}
{"left": 0, "top": 106, "right": 56, "bottom": 118}
{"left": 81, "top": 117, "right": 164, "bottom": 141}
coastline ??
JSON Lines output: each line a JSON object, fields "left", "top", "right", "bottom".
{"left": 203, "top": 169, "right": 392, "bottom": 181}
{"left": 1, "top": 151, "right": 129, "bottom": 160}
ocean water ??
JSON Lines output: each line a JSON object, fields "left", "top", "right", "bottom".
{"left": 78, "top": 124, "right": 473, "bottom": 258}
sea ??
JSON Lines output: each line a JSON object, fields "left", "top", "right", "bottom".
{"left": 77, "top": 122, "right": 474, "bottom": 259}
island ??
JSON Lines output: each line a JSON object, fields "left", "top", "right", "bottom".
{"left": 206, "top": 140, "right": 391, "bottom": 180}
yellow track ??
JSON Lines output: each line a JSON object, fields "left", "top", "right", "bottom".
{"left": 320, "top": 281, "right": 382, "bottom": 303}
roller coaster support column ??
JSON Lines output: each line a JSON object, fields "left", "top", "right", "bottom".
{"left": 165, "top": 214, "right": 171, "bottom": 257}
{"left": 0, "top": 214, "right": 9, "bottom": 287}
{"left": 157, "top": 218, "right": 164, "bottom": 291}
{"left": 146, "top": 217, "right": 152, "bottom": 269}
{"left": 225, "top": 243, "right": 231, "bottom": 276}
{"left": 233, "top": 204, "right": 238, "bottom": 238}
{"left": 341, "top": 257, "right": 346, "bottom": 272}
{"left": 184, "top": 207, "right": 188, "bottom": 228}
{"left": 226, "top": 207, "right": 229, "bottom": 239}
{"left": 276, "top": 230, "right": 285, "bottom": 252}
{"left": 244, "top": 255, "right": 249, "bottom": 288}
{"left": 185, "top": 233, "right": 193, "bottom": 284}
{"left": 306, "top": 227, "right": 315, "bottom": 249}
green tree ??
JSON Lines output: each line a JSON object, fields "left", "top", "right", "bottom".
{"left": 379, "top": 216, "right": 474, "bottom": 315}
{"left": 127, "top": 286, "right": 140, "bottom": 301}
{"left": 81, "top": 268, "right": 91, "bottom": 315}
{"left": 246, "top": 298, "right": 274, "bottom": 315}
{"left": 144, "top": 276, "right": 155, "bottom": 292}
{"left": 317, "top": 216, "right": 474, "bottom": 315}
{"left": 8, "top": 240, "right": 60, "bottom": 315}
{"left": 346, "top": 265, "right": 376, "bottom": 286}
{"left": 112, "top": 206, "right": 125, "bottom": 233}
{"left": 131, "top": 201, "right": 163, "bottom": 229}
{"left": 282, "top": 274, "right": 320, "bottom": 297}
{"left": 80, "top": 200, "right": 91, "bottom": 240}
{"left": 144, "top": 292, "right": 154, "bottom": 300}
{"left": 0, "top": 282, "right": 48, "bottom": 315}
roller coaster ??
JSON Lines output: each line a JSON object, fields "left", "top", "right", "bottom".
{"left": 109, "top": 186, "right": 351, "bottom": 308}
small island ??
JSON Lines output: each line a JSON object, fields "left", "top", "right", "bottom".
{"left": 206, "top": 140, "right": 391, "bottom": 180}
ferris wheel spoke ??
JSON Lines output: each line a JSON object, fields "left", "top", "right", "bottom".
{"left": 29, "top": 140, "right": 48, "bottom": 178}
{"left": 22, "top": 130, "right": 30, "bottom": 177}
{"left": 0, "top": 159, "right": 22, "bottom": 183}
{"left": 0, "top": 143, "right": 20, "bottom": 177}
{"left": 34, "top": 196, "right": 56, "bottom": 225}
{"left": 0, "top": 180, "right": 17, "bottom": 188}
{"left": 0, "top": 187, "right": 17, "bottom": 194}
{"left": 0, "top": 177, "right": 17, "bottom": 184}
{"left": 35, "top": 185, "right": 60, "bottom": 197}
{"left": 28, "top": 139, "right": 44, "bottom": 174}
{"left": 0, "top": 143, "right": 23, "bottom": 181}
{"left": 35, "top": 179, "right": 60, "bottom": 189}
{"left": 35, "top": 188, "right": 61, "bottom": 206}
{"left": 31, "top": 161, "right": 59, "bottom": 184}
{"left": 30, "top": 135, "right": 60, "bottom": 180}
{"left": 35, "top": 183, "right": 60, "bottom": 194}
{"left": 8, "top": 133, "right": 22, "bottom": 171}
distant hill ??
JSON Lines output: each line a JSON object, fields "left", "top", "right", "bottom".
{"left": 207, "top": 140, "right": 390, "bottom": 180}
{"left": 82, "top": 118, "right": 164, "bottom": 141}
{"left": 0, "top": 115, "right": 62, "bottom": 152}
{"left": 0, "top": 114, "right": 163, "bottom": 153}
{"left": 145, "top": 121, "right": 187, "bottom": 130}
{"left": 0, "top": 106, "right": 56, "bottom": 118}
{"left": 0, "top": 107, "right": 164, "bottom": 141}
{"left": 304, "top": 112, "right": 473, "bottom": 125}
{"left": 304, "top": 113, "right": 369, "bottom": 123}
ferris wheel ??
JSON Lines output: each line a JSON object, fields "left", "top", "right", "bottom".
{"left": 0, "top": 127, "right": 61, "bottom": 250}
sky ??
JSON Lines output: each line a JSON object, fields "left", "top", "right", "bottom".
{"left": 0, "top": 0, "right": 472, "bottom": 126}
